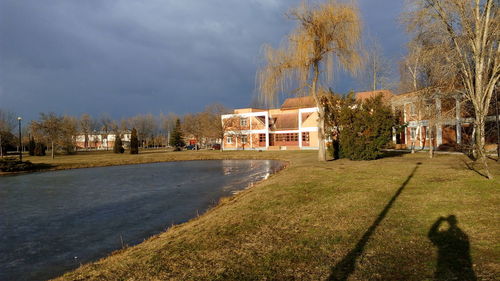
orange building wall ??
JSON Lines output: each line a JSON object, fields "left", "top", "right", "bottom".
{"left": 302, "top": 112, "right": 318, "bottom": 128}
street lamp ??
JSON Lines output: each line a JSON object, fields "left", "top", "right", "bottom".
{"left": 18, "top": 117, "right": 22, "bottom": 162}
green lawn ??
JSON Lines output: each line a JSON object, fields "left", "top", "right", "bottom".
{"left": 28, "top": 150, "right": 499, "bottom": 280}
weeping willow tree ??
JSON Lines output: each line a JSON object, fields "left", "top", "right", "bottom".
{"left": 258, "top": 0, "right": 362, "bottom": 161}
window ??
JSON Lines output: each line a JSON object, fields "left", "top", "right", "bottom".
{"left": 410, "top": 128, "right": 417, "bottom": 140}
{"left": 259, "top": 134, "right": 266, "bottom": 143}
{"left": 275, "top": 133, "right": 298, "bottom": 142}
{"left": 410, "top": 104, "right": 416, "bottom": 115}
{"left": 302, "top": 132, "right": 310, "bottom": 141}
{"left": 424, "top": 126, "right": 430, "bottom": 139}
{"left": 241, "top": 135, "right": 248, "bottom": 144}
{"left": 227, "top": 136, "right": 233, "bottom": 144}
{"left": 240, "top": 118, "right": 248, "bottom": 126}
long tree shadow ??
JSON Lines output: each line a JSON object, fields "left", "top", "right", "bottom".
{"left": 327, "top": 162, "right": 422, "bottom": 281}
{"left": 428, "top": 215, "right": 476, "bottom": 281}
{"left": 460, "top": 158, "right": 489, "bottom": 179}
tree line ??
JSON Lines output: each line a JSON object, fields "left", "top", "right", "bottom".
{"left": 0, "top": 103, "right": 230, "bottom": 158}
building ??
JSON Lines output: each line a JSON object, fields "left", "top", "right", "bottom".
{"left": 223, "top": 89, "right": 499, "bottom": 152}
{"left": 392, "top": 91, "right": 499, "bottom": 151}
{"left": 221, "top": 96, "right": 320, "bottom": 150}
{"left": 75, "top": 131, "right": 132, "bottom": 150}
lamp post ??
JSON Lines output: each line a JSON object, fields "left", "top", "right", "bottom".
{"left": 18, "top": 117, "right": 22, "bottom": 162}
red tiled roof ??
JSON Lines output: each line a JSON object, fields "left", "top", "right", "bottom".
{"left": 355, "top": 90, "right": 394, "bottom": 102}
{"left": 281, "top": 96, "right": 316, "bottom": 109}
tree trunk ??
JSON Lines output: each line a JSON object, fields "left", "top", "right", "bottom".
{"left": 311, "top": 62, "right": 326, "bottom": 162}
{"left": 318, "top": 107, "right": 327, "bottom": 161}
{"left": 51, "top": 140, "right": 54, "bottom": 159}
{"left": 429, "top": 126, "right": 434, "bottom": 159}
{"left": 474, "top": 116, "right": 492, "bottom": 179}
{"left": 495, "top": 88, "right": 499, "bottom": 161}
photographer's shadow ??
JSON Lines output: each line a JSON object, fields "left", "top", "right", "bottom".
{"left": 428, "top": 215, "right": 476, "bottom": 281}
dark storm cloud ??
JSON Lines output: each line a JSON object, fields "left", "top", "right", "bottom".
{"left": 0, "top": 0, "right": 406, "bottom": 121}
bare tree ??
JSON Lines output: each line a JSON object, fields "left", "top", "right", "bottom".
{"left": 358, "top": 39, "right": 393, "bottom": 91}
{"left": 129, "top": 114, "right": 157, "bottom": 148}
{"left": 99, "top": 113, "right": 113, "bottom": 150}
{"left": 203, "top": 103, "right": 231, "bottom": 144}
{"left": 258, "top": 0, "right": 362, "bottom": 161}
{"left": 119, "top": 119, "right": 128, "bottom": 133}
{"left": 160, "top": 112, "right": 178, "bottom": 146}
{"left": 0, "top": 109, "right": 16, "bottom": 157}
{"left": 32, "top": 113, "right": 62, "bottom": 159}
{"left": 405, "top": 0, "right": 499, "bottom": 179}
{"left": 79, "top": 113, "right": 94, "bottom": 149}
{"left": 399, "top": 31, "right": 451, "bottom": 158}
{"left": 182, "top": 113, "right": 204, "bottom": 148}
{"left": 60, "top": 115, "right": 78, "bottom": 154}
{"left": 400, "top": 39, "right": 426, "bottom": 93}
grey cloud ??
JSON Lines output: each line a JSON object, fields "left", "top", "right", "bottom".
{"left": 0, "top": 0, "right": 406, "bottom": 121}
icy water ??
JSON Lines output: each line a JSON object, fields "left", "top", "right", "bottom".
{"left": 0, "top": 160, "right": 283, "bottom": 281}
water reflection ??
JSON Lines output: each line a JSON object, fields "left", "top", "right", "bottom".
{"left": 0, "top": 160, "right": 283, "bottom": 281}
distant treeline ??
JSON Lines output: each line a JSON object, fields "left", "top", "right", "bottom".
{"left": 0, "top": 103, "right": 231, "bottom": 157}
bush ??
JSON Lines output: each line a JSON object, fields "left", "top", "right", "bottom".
{"left": 28, "top": 137, "right": 36, "bottom": 156}
{"left": 169, "top": 119, "right": 185, "bottom": 150}
{"left": 113, "top": 134, "right": 124, "bottom": 154}
{"left": 61, "top": 141, "right": 77, "bottom": 155}
{"left": 35, "top": 143, "right": 46, "bottom": 156}
{"left": 337, "top": 94, "right": 396, "bottom": 160}
{"left": 130, "top": 128, "right": 139, "bottom": 154}
{"left": 0, "top": 157, "right": 35, "bottom": 172}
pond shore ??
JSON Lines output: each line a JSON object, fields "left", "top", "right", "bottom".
{"left": 19, "top": 150, "right": 499, "bottom": 280}
{"left": 0, "top": 150, "right": 293, "bottom": 176}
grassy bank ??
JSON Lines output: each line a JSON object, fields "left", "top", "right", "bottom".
{"left": 40, "top": 151, "right": 499, "bottom": 280}
{"left": 2, "top": 149, "right": 291, "bottom": 175}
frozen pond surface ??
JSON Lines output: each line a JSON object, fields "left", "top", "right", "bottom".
{"left": 0, "top": 160, "right": 283, "bottom": 281}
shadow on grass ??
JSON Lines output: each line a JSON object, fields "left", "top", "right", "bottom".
{"left": 460, "top": 158, "right": 489, "bottom": 179}
{"left": 327, "top": 162, "right": 421, "bottom": 281}
{"left": 379, "top": 150, "right": 410, "bottom": 159}
{"left": 428, "top": 215, "right": 476, "bottom": 281}
{"left": 327, "top": 150, "right": 409, "bottom": 162}
{"left": 486, "top": 155, "right": 499, "bottom": 162}
{"left": 32, "top": 163, "right": 55, "bottom": 171}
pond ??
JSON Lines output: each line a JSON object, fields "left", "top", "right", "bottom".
{"left": 0, "top": 160, "right": 284, "bottom": 281}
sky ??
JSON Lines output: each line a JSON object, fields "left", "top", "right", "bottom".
{"left": 0, "top": 0, "right": 408, "bottom": 121}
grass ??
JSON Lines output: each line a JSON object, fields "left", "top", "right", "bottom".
{"left": 20, "top": 150, "right": 499, "bottom": 280}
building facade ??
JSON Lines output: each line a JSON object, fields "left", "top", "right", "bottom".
{"left": 392, "top": 91, "right": 499, "bottom": 151}
{"left": 222, "top": 90, "right": 499, "bottom": 152}
{"left": 75, "top": 131, "right": 132, "bottom": 150}
{"left": 221, "top": 97, "right": 320, "bottom": 150}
